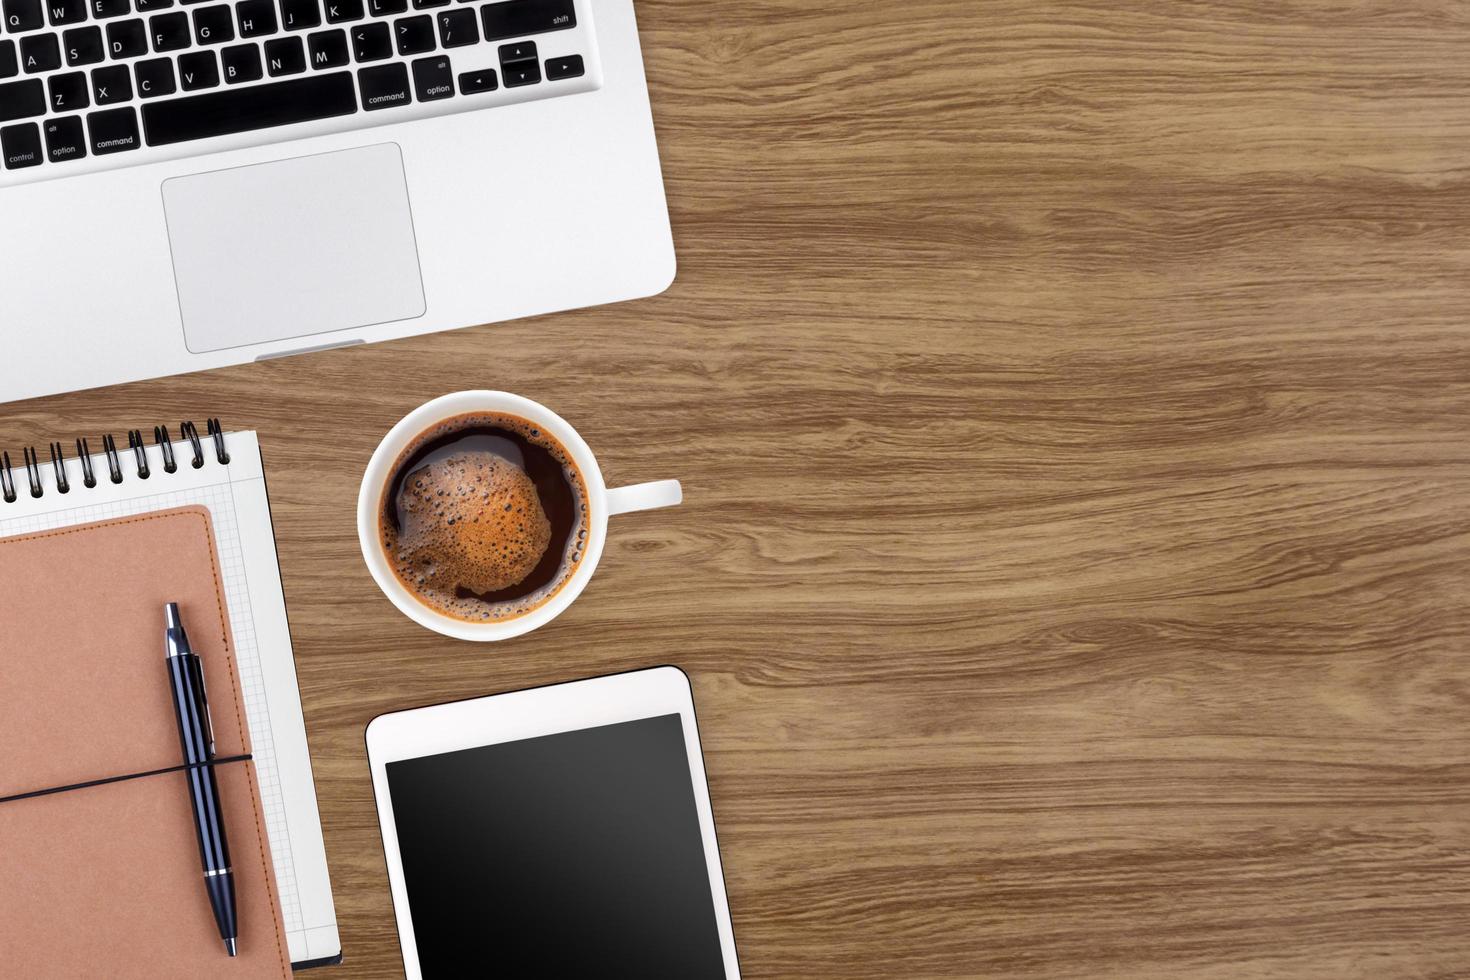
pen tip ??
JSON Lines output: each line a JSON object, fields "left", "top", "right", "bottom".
{"left": 164, "top": 602, "right": 181, "bottom": 630}
{"left": 225, "top": 938, "right": 237, "bottom": 957}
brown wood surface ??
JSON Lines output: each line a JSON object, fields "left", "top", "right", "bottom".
{"left": 5, "top": 1, "right": 1470, "bottom": 976}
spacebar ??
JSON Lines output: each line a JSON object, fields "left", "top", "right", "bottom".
{"left": 141, "top": 73, "right": 358, "bottom": 147}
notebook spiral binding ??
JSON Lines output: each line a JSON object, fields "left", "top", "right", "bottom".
{"left": 0, "top": 419, "right": 230, "bottom": 505}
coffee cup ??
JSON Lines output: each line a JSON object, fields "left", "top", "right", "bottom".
{"left": 357, "top": 391, "right": 682, "bottom": 641}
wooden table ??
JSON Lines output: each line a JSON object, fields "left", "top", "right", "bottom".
{"left": 7, "top": 1, "right": 1469, "bottom": 976}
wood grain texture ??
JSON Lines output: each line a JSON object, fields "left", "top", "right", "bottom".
{"left": 5, "top": 0, "right": 1470, "bottom": 976}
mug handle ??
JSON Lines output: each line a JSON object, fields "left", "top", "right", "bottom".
{"left": 606, "top": 480, "right": 683, "bottom": 516}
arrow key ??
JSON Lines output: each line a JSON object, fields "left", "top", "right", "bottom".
{"left": 457, "top": 66, "right": 495, "bottom": 94}
{"left": 545, "top": 53, "right": 581, "bottom": 80}
{"left": 502, "top": 59, "right": 538, "bottom": 87}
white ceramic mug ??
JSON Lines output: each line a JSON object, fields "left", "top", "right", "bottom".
{"left": 357, "top": 391, "right": 682, "bottom": 641}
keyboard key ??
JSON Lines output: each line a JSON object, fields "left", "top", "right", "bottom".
{"left": 412, "top": 0, "right": 447, "bottom": 9}
{"left": 177, "top": 49, "right": 217, "bottom": 87}
{"left": 2, "top": 0, "right": 44, "bottom": 32}
{"left": 281, "top": 0, "right": 319, "bottom": 29}
{"left": 0, "top": 78, "right": 45, "bottom": 120}
{"left": 48, "top": 69, "right": 89, "bottom": 110}
{"left": 141, "top": 70, "right": 354, "bottom": 143}
{"left": 497, "top": 39, "right": 533, "bottom": 63}
{"left": 323, "top": 0, "right": 360, "bottom": 23}
{"left": 150, "top": 11, "right": 189, "bottom": 50}
{"left": 409, "top": 53, "right": 449, "bottom": 100}
{"left": 47, "top": 0, "right": 87, "bottom": 27}
{"left": 367, "top": 0, "right": 402, "bottom": 14}
{"left": 502, "top": 58, "right": 536, "bottom": 87}
{"left": 435, "top": 7, "right": 472, "bottom": 47}
{"left": 134, "top": 55, "right": 173, "bottom": 95}
{"left": 358, "top": 60, "right": 408, "bottom": 111}
{"left": 87, "top": 104, "right": 139, "bottom": 152}
{"left": 480, "top": 0, "right": 571, "bottom": 42}
{"left": 107, "top": 19, "right": 148, "bottom": 58}
{"left": 221, "top": 42, "right": 259, "bottom": 81}
{"left": 350, "top": 21, "right": 388, "bottom": 60}
{"left": 21, "top": 34, "right": 61, "bottom": 73}
{"left": 306, "top": 27, "right": 345, "bottom": 66}
{"left": 44, "top": 114, "right": 86, "bottom": 160}
{"left": 192, "top": 4, "right": 232, "bottom": 43}
{"left": 90, "top": 63, "right": 131, "bottom": 102}
{"left": 90, "top": 0, "right": 129, "bottom": 18}
{"left": 136, "top": 0, "right": 175, "bottom": 11}
{"left": 1, "top": 121, "right": 42, "bottom": 167}
{"left": 544, "top": 52, "right": 580, "bottom": 79}
{"left": 394, "top": 14, "right": 431, "bottom": 55}
{"left": 0, "top": 40, "right": 18, "bottom": 79}
{"left": 64, "top": 26, "right": 104, "bottom": 65}
{"left": 264, "top": 35, "right": 303, "bottom": 75}
{"left": 235, "top": 0, "right": 274, "bottom": 36}
{"left": 457, "top": 66, "right": 493, "bottom": 93}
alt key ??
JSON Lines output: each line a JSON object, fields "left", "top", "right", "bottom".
{"left": 410, "top": 55, "right": 453, "bottom": 102}
{"left": 44, "top": 115, "right": 87, "bottom": 163}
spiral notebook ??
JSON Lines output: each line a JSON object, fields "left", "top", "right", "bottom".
{"left": 0, "top": 424, "right": 341, "bottom": 969}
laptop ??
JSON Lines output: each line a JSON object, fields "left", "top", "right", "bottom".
{"left": 0, "top": 0, "right": 673, "bottom": 404}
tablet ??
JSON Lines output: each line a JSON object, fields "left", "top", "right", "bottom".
{"left": 366, "top": 666, "right": 741, "bottom": 979}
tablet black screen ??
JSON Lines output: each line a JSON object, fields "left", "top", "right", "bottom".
{"left": 385, "top": 713, "right": 728, "bottom": 978}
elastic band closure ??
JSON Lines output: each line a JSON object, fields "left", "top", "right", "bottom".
{"left": 0, "top": 753, "right": 252, "bottom": 805}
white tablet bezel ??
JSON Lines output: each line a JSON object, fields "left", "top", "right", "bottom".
{"left": 365, "top": 666, "right": 741, "bottom": 979}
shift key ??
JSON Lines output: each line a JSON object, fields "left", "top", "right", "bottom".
{"left": 0, "top": 79, "right": 46, "bottom": 124}
{"left": 480, "top": 0, "right": 574, "bottom": 42}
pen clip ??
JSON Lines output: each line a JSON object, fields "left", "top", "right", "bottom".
{"left": 196, "top": 659, "right": 217, "bottom": 759}
{"left": 203, "top": 699, "right": 217, "bottom": 760}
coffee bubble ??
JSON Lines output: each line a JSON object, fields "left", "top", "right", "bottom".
{"left": 379, "top": 412, "right": 589, "bottom": 623}
{"left": 395, "top": 452, "right": 552, "bottom": 595}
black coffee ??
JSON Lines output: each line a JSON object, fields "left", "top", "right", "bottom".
{"left": 379, "top": 412, "right": 589, "bottom": 622}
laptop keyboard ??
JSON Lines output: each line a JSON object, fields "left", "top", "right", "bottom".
{"left": 0, "top": 0, "right": 594, "bottom": 179}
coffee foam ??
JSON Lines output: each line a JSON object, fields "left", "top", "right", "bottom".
{"left": 379, "top": 412, "right": 590, "bottom": 623}
{"left": 395, "top": 452, "right": 552, "bottom": 596}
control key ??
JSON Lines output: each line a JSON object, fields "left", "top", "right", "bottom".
{"left": 1, "top": 121, "right": 42, "bottom": 169}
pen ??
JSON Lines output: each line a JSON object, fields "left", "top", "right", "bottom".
{"left": 164, "top": 602, "right": 239, "bottom": 957}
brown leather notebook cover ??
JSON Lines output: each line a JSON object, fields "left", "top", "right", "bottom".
{"left": 0, "top": 507, "right": 292, "bottom": 978}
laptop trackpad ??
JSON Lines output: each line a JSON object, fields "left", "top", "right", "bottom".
{"left": 163, "top": 143, "right": 426, "bottom": 354}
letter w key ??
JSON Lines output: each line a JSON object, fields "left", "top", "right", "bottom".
{"left": 49, "top": 0, "right": 86, "bottom": 24}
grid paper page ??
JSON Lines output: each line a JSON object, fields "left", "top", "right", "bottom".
{"left": 0, "top": 431, "right": 340, "bottom": 966}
